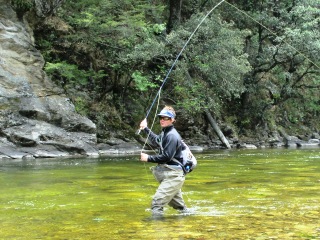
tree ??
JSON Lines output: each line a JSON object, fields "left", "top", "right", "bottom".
{"left": 167, "top": 0, "right": 182, "bottom": 33}
{"left": 168, "top": 11, "right": 251, "bottom": 116}
{"left": 222, "top": 0, "right": 320, "bottom": 131}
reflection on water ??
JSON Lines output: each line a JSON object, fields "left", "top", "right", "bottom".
{"left": 0, "top": 148, "right": 319, "bottom": 239}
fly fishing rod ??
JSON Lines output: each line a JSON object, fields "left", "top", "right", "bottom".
{"left": 136, "top": 0, "right": 226, "bottom": 134}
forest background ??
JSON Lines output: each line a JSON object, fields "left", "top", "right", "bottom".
{"left": 18, "top": 0, "right": 320, "bottom": 148}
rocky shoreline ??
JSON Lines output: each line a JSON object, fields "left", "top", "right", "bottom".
{"left": 1, "top": 134, "right": 318, "bottom": 160}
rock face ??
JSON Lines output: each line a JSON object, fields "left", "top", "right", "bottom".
{"left": 0, "top": 1, "right": 98, "bottom": 159}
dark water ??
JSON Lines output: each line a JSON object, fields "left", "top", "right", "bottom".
{"left": 0, "top": 148, "right": 319, "bottom": 239}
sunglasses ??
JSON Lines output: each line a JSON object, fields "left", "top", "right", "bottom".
{"left": 159, "top": 116, "right": 171, "bottom": 121}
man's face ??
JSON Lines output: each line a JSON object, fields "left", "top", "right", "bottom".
{"left": 159, "top": 116, "right": 174, "bottom": 128}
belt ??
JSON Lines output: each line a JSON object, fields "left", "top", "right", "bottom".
{"left": 157, "top": 164, "right": 182, "bottom": 171}
{"left": 166, "top": 163, "right": 180, "bottom": 166}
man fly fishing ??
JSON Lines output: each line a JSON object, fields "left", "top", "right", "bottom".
{"left": 139, "top": 106, "right": 189, "bottom": 217}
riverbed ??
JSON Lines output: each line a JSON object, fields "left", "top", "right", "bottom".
{"left": 1, "top": 148, "right": 319, "bottom": 239}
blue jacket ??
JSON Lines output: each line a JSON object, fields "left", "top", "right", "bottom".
{"left": 144, "top": 125, "right": 183, "bottom": 165}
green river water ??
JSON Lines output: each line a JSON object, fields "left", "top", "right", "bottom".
{"left": 0, "top": 148, "right": 319, "bottom": 239}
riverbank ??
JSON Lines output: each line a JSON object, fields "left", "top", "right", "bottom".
{"left": 0, "top": 135, "right": 319, "bottom": 160}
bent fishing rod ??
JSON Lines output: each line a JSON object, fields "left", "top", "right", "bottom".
{"left": 136, "top": 0, "right": 226, "bottom": 135}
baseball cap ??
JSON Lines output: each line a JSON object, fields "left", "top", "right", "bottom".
{"left": 157, "top": 109, "right": 176, "bottom": 118}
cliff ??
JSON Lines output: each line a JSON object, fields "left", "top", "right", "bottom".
{"left": 0, "top": 0, "right": 98, "bottom": 159}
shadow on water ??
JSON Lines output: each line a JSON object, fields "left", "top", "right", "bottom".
{"left": 0, "top": 148, "right": 319, "bottom": 239}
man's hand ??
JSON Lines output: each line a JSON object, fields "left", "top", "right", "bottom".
{"left": 140, "top": 118, "right": 147, "bottom": 130}
{"left": 140, "top": 153, "right": 149, "bottom": 162}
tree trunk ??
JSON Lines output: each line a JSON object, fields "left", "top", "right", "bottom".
{"left": 167, "top": 0, "right": 182, "bottom": 33}
{"left": 205, "top": 109, "right": 231, "bottom": 149}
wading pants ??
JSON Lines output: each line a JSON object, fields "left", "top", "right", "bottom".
{"left": 151, "top": 164, "right": 186, "bottom": 216}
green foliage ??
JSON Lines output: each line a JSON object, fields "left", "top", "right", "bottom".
{"left": 220, "top": 0, "right": 320, "bottom": 130}
{"left": 35, "top": 0, "right": 319, "bottom": 137}
{"left": 11, "top": 0, "right": 33, "bottom": 13}
{"left": 54, "top": 0, "right": 168, "bottom": 104}
{"left": 45, "top": 61, "right": 88, "bottom": 88}
{"left": 74, "top": 97, "right": 89, "bottom": 116}
{"left": 59, "top": 0, "right": 163, "bottom": 51}
{"left": 168, "top": 12, "right": 251, "bottom": 115}
{"left": 131, "top": 71, "right": 157, "bottom": 91}
{"left": 175, "top": 80, "right": 214, "bottom": 114}
{"left": 152, "top": 23, "right": 166, "bottom": 34}
{"left": 44, "top": 61, "right": 107, "bottom": 94}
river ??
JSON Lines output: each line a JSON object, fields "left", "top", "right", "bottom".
{"left": 0, "top": 148, "right": 319, "bottom": 239}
